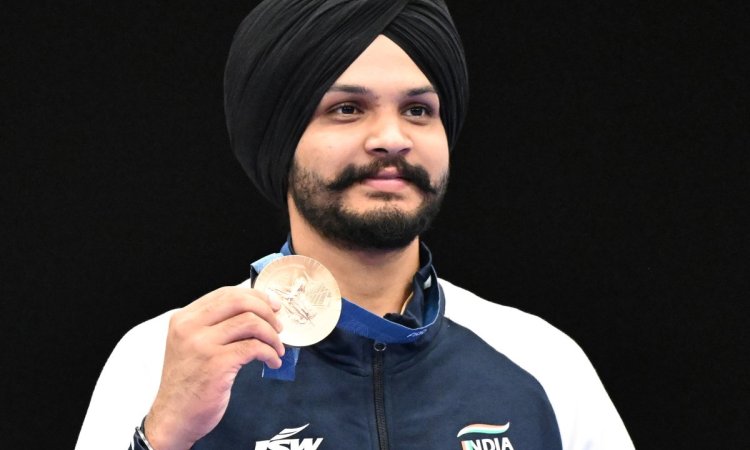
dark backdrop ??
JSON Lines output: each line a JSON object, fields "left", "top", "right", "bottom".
{"left": 3, "top": 1, "right": 747, "bottom": 448}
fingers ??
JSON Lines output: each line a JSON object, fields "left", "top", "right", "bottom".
{"left": 221, "top": 338, "right": 285, "bottom": 369}
{"left": 167, "top": 286, "right": 286, "bottom": 365}
{"left": 215, "top": 311, "right": 286, "bottom": 356}
{"left": 181, "top": 286, "right": 283, "bottom": 332}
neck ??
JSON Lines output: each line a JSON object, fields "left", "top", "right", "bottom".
{"left": 288, "top": 208, "right": 419, "bottom": 317}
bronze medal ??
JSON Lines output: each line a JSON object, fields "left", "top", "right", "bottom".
{"left": 254, "top": 255, "right": 342, "bottom": 347}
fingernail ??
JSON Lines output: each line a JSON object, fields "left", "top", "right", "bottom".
{"left": 264, "top": 289, "right": 281, "bottom": 310}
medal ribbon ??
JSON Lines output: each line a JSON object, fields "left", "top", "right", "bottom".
{"left": 251, "top": 243, "right": 441, "bottom": 381}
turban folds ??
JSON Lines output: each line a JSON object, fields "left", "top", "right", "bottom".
{"left": 224, "top": 0, "right": 469, "bottom": 208}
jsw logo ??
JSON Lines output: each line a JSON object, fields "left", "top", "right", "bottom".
{"left": 254, "top": 424, "right": 323, "bottom": 450}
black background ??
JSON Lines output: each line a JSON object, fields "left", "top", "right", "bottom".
{"left": 3, "top": 1, "right": 747, "bottom": 448}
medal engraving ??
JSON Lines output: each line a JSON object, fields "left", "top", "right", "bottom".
{"left": 254, "top": 255, "right": 342, "bottom": 346}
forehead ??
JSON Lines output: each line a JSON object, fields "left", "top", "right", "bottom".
{"left": 331, "top": 35, "right": 433, "bottom": 90}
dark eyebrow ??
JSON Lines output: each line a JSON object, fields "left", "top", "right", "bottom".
{"left": 327, "top": 84, "right": 371, "bottom": 95}
{"left": 406, "top": 86, "right": 437, "bottom": 97}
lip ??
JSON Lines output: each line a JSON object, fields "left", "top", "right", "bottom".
{"left": 360, "top": 168, "right": 409, "bottom": 192}
{"left": 361, "top": 177, "right": 409, "bottom": 191}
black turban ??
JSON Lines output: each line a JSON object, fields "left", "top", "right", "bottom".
{"left": 224, "top": 0, "right": 469, "bottom": 208}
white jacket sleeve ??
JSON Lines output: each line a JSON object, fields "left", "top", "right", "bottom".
{"left": 441, "top": 279, "right": 634, "bottom": 450}
{"left": 75, "top": 311, "right": 174, "bottom": 450}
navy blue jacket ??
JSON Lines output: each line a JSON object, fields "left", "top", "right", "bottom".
{"left": 130, "top": 244, "right": 563, "bottom": 450}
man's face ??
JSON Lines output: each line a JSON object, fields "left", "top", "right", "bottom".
{"left": 289, "top": 34, "right": 450, "bottom": 251}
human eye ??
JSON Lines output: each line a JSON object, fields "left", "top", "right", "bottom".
{"left": 403, "top": 104, "right": 433, "bottom": 118}
{"left": 329, "top": 103, "right": 362, "bottom": 116}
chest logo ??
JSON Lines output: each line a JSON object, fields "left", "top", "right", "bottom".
{"left": 457, "top": 422, "right": 514, "bottom": 450}
{"left": 254, "top": 424, "right": 323, "bottom": 450}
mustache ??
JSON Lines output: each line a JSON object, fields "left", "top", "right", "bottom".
{"left": 325, "top": 156, "right": 438, "bottom": 194}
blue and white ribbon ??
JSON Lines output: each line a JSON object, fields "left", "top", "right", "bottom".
{"left": 251, "top": 242, "right": 440, "bottom": 381}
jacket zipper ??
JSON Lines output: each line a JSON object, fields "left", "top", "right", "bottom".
{"left": 373, "top": 342, "right": 389, "bottom": 450}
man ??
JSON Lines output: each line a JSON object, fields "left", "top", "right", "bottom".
{"left": 77, "top": 1, "right": 634, "bottom": 449}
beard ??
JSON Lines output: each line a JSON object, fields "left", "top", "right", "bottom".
{"left": 288, "top": 155, "right": 448, "bottom": 251}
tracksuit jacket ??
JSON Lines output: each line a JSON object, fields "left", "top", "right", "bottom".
{"left": 76, "top": 243, "right": 634, "bottom": 450}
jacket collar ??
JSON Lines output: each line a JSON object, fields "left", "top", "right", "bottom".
{"left": 257, "top": 237, "right": 445, "bottom": 373}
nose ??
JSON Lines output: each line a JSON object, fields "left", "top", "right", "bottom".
{"left": 364, "top": 114, "right": 412, "bottom": 156}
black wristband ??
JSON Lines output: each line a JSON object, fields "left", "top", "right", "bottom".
{"left": 134, "top": 416, "right": 156, "bottom": 450}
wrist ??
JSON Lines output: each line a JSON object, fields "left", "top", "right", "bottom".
{"left": 143, "top": 412, "right": 194, "bottom": 450}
